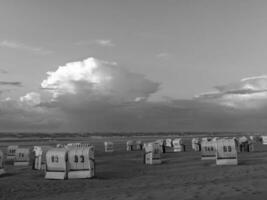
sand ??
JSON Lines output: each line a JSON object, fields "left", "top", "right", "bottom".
{"left": 1, "top": 137, "right": 267, "bottom": 200}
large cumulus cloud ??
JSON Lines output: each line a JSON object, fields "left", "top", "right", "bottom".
{"left": 41, "top": 57, "right": 159, "bottom": 103}
{"left": 38, "top": 57, "right": 164, "bottom": 131}
{"left": 0, "top": 57, "right": 162, "bottom": 132}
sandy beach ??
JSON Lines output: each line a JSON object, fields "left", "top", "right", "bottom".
{"left": 1, "top": 137, "right": 267, "bottom": 200}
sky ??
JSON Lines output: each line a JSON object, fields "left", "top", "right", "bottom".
{"left": 1, "top": 0, "right": 267, "bottom": 132}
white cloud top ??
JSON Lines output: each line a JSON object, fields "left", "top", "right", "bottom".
{"left": 41, "top": 57, "right": 159, "bottom": 103}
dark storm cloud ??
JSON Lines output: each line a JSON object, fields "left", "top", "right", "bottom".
{"left": 47, "top": 98, "right": 267, "bottom": 132}
{"left": 3, "top": 88, "right": 267, "bottom": 132}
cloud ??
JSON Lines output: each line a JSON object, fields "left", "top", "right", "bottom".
{"left": 41, "top": 57, "right": 159, "bottom": 103}
{"left": 39, "top": 97, "right": 267, "bottom": 132}
{"left": 0, "top": 40, "right": 52, "bottom": 55}
{"left": 0, "top": 57, "right": 163, "bottom": 132}
{"left": 0, "top": 98, "right": 62, "bottom": 131}
{"left": 156, "top": 52, "right": 170, "bottom": 59}
{"left": 38, "top": 71, "right": 267, "bottom": 131}
{"left": 0, "top": 81, "right": 22, "bottom": 86}
{"left": 3, "top": 56, "right": 267, "bottom": 132}
{"left": 20, "top": 92, "right": 41, "bottom": 106}
{"left": 95, "top": 39, "right": 114, "bottom": 47}
{"left": 38, "top": 57, "right": 170, "bottom": 131}
{"left": 75, "top": 39, "right": 115, "bottom": 47}
{"left": 195, "top": 75, "right": 267, "bottom": 109}
{"left": 241, "top": 75, "right": 267, "bottom": 82}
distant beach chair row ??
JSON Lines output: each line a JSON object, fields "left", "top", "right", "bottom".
{"left": 141, "top": 135, "right": 262, "bottom": 166}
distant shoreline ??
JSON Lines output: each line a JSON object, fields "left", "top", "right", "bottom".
{"left": 0, "top": 131, "right": 264, "bottom": 140}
